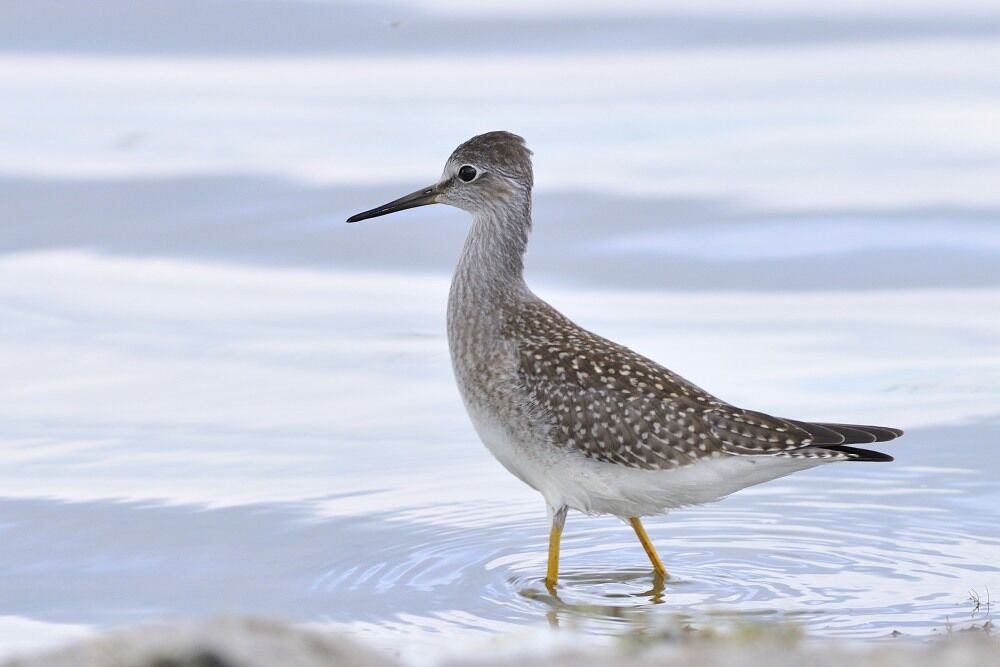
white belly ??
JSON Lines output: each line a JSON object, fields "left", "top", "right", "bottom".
{"left": 466, "top": 401, "right": 823, "bottom": 518}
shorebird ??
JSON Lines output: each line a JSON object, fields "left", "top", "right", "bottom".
{"left": 347, "top": 131, "right": 903, "bottom": 589}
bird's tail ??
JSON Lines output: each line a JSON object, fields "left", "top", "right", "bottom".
{"left": 791, "top": 420, "right": 903, "bottom": 462}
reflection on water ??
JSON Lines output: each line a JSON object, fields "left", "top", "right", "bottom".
{"left": 325, "top": 444, "right": 998, "bottom": 643}
{"left": 1, "top": 430, "right": 995, "bottom": 652}
{"left": 0, "top": 253, "right": 996, "bottom": 657}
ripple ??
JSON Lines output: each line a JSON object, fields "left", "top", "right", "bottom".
{"left": 312, "top": 462, "right": 1000, "bottom": 642}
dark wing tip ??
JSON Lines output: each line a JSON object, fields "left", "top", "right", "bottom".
{"left": 814, "top": 422, "right": 904, "bottom": 443}
{"left": 823, "top": 444, "right": 895, "bottom": 462}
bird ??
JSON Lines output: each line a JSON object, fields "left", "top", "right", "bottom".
{"left": 346, "top": 131, "right": 903, "bottom": 590}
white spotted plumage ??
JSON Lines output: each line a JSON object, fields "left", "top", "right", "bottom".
{"left": 439, "top": 132, "right": 901, "bottom": 519}
{"left": 352, "top": 130, "right": 903, "bottom": 526}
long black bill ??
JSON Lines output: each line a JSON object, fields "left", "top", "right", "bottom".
{"left": 346, "top": 185, "right": 439, "bottom": 223}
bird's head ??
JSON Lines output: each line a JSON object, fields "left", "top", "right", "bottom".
{"left": 346, "top": 131, "right": 533, "bottom": 223}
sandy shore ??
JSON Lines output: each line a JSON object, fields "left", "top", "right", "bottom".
{"left": 1, "top": 617, "right": 995, "bottom": 667}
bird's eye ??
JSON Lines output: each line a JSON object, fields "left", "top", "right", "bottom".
{"left": 458, "top": 165, "right": 478, "bottom": 182}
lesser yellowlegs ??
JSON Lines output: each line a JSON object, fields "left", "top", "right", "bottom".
{"left": 347, "top": 131, "right": 903, "bottom": 589}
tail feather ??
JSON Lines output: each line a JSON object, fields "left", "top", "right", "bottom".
{"left": 814, "top": 422, "right": 904, "bottom": 443}
{"left": 786, "top": 421, "right": 902, "bottom": 462}
{"left": 785, "top": 419, "right": 853, "bottom": 445}
{"left": 820, "top": 444, "right": 895, "bottom": 462}
{"left": 715, "top": 408, "right": 903, "bottom": 461}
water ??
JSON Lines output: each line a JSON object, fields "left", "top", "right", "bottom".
{"left": 1, "top": 0, "right": 1000, "bottom": 660}
{"left": 1, "top": 252, "right": 998, "bottom": 658}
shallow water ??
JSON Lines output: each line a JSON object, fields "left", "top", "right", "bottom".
{"left": 1, "top": 253, "right": 997, "bottom": 658}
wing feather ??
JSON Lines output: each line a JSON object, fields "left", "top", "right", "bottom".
{"left": 507, "top": 299, "right": 901, "bottom": 470}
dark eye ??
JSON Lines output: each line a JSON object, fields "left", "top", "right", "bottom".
{"left": 458, "top": 165, "right": 478, "bottom": 182}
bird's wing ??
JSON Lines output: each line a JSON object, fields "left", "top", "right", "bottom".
{"left": 508, "top": 300, "right": 901, "bottom": 470}
{"left": 701, "top": 408, "right": 901, "bottom": 461}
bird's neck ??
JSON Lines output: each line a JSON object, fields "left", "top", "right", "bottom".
{"left": 452, "top": 197, "right": 532, "bottom": 304}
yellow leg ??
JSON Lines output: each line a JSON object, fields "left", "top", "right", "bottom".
{"left": 545, "top": 506, "right": 567, "bottom": 590}
{"left": 629, "top": 517, "right": 668, "bottom": 579}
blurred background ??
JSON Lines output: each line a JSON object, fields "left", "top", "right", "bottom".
{"left": 0, "top": 0, "right": 998, "bottom": 661}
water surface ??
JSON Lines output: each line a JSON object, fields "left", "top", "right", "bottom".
{"left": 1, "top": 253, "right": 997, "bottom": 659}
{"left": 1, "top": 0, "right": 999, "bottom": 660}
